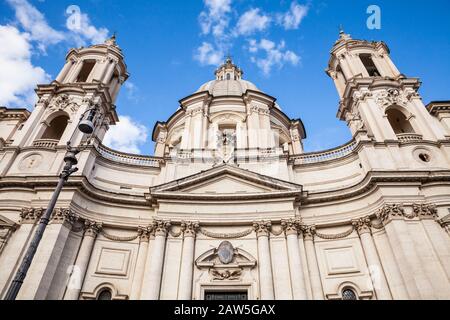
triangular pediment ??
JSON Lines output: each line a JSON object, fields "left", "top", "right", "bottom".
{"left": 0, "top": 215, "right": 18, "bottom": 229}
{"left": 148, "top": 164, "right": 303, "bottom": 202}
{"left": 183, "top": 175, "right": 274, "bottom": 194}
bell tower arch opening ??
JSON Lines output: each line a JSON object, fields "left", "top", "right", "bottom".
{"left": 40, "top": 114, "right": 70, "bottom": 141}
{"left": 386, "top": 108, "right": 415, "bottom": 134}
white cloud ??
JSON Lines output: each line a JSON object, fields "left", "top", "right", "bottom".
{"left": 0, "top": 25, "right": 50, "bottom": 106}
{"left": 248, "top": 38, "right": 300, "bottom": 75}
{"left": 199, "top": 0, "right": 232, "bottom": 37}
{"left": 277, "top": 2, "right": 309, "bottom": 30}
{"left": 6, "top": 0, "right": 64, "bottom": 51}
{"left": 103, "top": 115, "right": 148, "bottom": 154}
{"left": 235, "top": 8, "right": 271, "bottom": 36}
{"left": 194, "top": 42, "right": 223, "bottom": 66}
{"left": 1, "top": 0, "right": 110, "bottom": 107}
{"left": 65, "top": 7, "right": 109, "bottom": 46}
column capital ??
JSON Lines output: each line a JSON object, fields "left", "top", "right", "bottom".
{"left": 52, "top": 208, "right": 78, "bottom": 226}
{"left": 84, "top": 219, "right": 102, "bottom": 237}
{"left": 137, "top": 226, "right": 151, "bottom": 243}
{"left": 181, "top": 221, "right": 199, "bottom": 238}
{"left": 412, "top": 203, "right": 438, "bottom": 220}
{"left": 302, "top": 225, "right": 316, "bottom": 241}
{"left": 352, "top": 217, "right": 372, "bottom": 235}
{"left": 20, "top": 207, "right": 44, "bottom": 224}
{"left": 281, "top": 218, "right": 302, "bottom": 236}
{"left": 152, "top": 219, "right": 171, "bottom": 237}
{"left": 253, "top": 221, "right": 272, "bottom": 238}
{"left": 376, "top": 203, "right": 405, "bottom": 224}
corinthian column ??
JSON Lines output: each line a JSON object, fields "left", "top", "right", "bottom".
{"left": 64, "top": 220, "right": 101, "bottom": 300}
{"left": 129, "top": 227, "right": 150, "bottom": 300}
{"left": 253, "top": 221, "right": 274, "bottom": 300}
{"left": 353, "top": 218, "right": 392, "bottom": 300}
{"left": 302, "top": 226, "right": 324, "bottom": 300}
{"left": 282, "top": 219, "right": 307, "bottom": 300}
{"left": 177, "top": 221, "right": 199, "bottom": 300}
{"left": 140, "top": 220, "right": 170, "bottom": 300}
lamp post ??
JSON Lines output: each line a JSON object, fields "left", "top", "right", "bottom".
{"left": 4, "top": 106, "right": 100, "bottom": 300}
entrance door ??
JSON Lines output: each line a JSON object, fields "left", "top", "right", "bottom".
{"left": 204, "top": 291, "right": 248, "bottom": 301}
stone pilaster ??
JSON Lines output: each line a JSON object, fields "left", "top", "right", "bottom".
{"left": 376, "top": 204, "right": 434, "bottom": 299}
{"left": 129, "top": 226, "right": 151, "bottom": 300}
{"left": 177, "top": 221, "right": 199, "bottom": 300}
{"left": 253, "top": 221, "right": 274, "bottom": 300}
{"left": 352, "top": 217, "right": 392, "bottom": 300}
{"left": 18, "top": 208, "right": 79, "bottom": 300}
{"left": 302, "top": 225, "right": 324, "bottom": 300}
{"left": 64, "top": 219, "right": 101, "bottom": 300}
{"left": 281, "top": 219, "right": 307, "bottom": 300}
{"left": 140, "top": 220, "right": 171, "bottom": 300}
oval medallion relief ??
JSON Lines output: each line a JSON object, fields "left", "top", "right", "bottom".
{"left": 19, "top": 153, "right": 43, "bottom": 171}
{"left": 217, "top": 241, "right": 235, "bottom": 264}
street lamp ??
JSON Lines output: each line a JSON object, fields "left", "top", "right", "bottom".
{"left": 4, "top": 105, "right": 102, "bottom": 300}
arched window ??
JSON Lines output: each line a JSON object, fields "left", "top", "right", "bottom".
{"left": 41, "top": 115, "right": 69, "bottom": 141}
{"left": 226, "top": 73, "right": 231, "bottom": 80}
{"left": 360, "top": 54, "right": 380, "bottom": 77}
{"left": 342, "top": 288, "right": 357, "bottom": 300}
{"left": 386, "top": 109, "right": 415, "bottom": 134}
{"left": 76, "top": 60, "right": 96, "bottom": 83}
{"left": 97, "top": 288, "right": 112, "bottom": 300}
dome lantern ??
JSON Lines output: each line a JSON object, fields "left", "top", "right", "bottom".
{"left": 214, "top": 56, "right": 243, "bottom": 81}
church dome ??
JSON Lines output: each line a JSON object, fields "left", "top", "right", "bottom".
{"left": 196, "top": 79, "right": 260, "bottom": 97}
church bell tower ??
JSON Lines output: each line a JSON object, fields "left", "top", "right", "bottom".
{"left": 326, "top": 30, "right": 447, "bottom": 143}
{"left": 12, "top": 35, "right": 129, "bottom": 150}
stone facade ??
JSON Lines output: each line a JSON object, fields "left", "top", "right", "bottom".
{"left": 0, "top": 33, "right": 449, "bottom": 300}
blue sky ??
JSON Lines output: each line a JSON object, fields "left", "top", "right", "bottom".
{"left": 1, "top": 0, "right": 449, "bottom": 154}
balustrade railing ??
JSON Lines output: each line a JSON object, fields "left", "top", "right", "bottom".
{"left": 291, "top": 140, "right": 358, "bottom": 165}
{"left": 96, "top": 143, "right": 161, "bottom": 167}
{"left": 33, "top": 139, "right": 59, "bottom": 149}
{"left": 396, "top": 133, "right": 423, "bottom": 143}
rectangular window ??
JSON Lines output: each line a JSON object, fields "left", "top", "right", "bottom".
{"left": 76, "top": 61, "right": 96, "bottom": 82}
{"left": 360, "top": 54, "right": 381, "bottom": 77}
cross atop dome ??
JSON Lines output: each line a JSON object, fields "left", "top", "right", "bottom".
{"left": 215, "top": 56, "right": 243, "bottom": 81}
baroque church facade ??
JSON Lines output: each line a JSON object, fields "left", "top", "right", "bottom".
{"left": 0, "top": 31, "right": 450, "bottom": 300}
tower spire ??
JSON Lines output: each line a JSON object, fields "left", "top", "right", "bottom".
{"left": 105, "top": 32, "right": 118, "bottom": 47}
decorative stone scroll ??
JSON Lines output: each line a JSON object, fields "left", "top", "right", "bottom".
{"left": 210, "top": 269, "right": 243, "bottom": 281}
{"left": 376, "top": 203, "right": 440, "bottom": 224}
{"left": 199, "top": 227, "right": 254, "bottom": 239}
{"left": 100, "top": 229, "right": 138, "bottom": 242}
{"left": 314, "top": 226, "right": 355, "bottom": 240}
{"left": 196, "top": 242, "right": 256, "bottom": 282}
{"left": 375, "top": 89, "right": 409, "bottom": 109}
{"left": 47, "top": 94, "right": 80, "bottom": 114}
